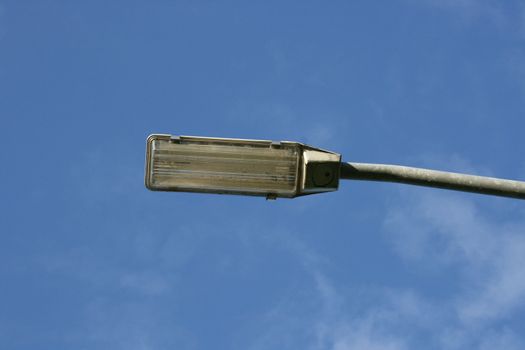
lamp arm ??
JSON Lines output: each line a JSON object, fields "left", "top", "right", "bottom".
{"left": 340, "top": 162, "right": 525, "bottom": 200}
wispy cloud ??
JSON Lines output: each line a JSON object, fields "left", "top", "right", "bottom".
{"left": 243, "top": 231, "right": 427, "bottom": 350}
{"left": 385, "top": 188, "right": 525, "bottom": 347}
{"left": 245, "top": 158, "right": 525, "bottom": 349}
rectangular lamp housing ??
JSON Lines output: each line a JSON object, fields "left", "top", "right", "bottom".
{"left": 145, "top": 134, "right": 341, "bottom": 199}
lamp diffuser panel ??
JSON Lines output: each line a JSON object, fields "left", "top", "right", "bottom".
{"left": 145, "top": 135, "right": 302, "bottom": 198}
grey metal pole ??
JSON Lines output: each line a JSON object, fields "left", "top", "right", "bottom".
{"left": 340, "top": 162, "right": 525, "bottom": 200}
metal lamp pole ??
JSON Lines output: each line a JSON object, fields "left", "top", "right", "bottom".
{"left": 340, "top": 162, "right": 525, "bottom": 200}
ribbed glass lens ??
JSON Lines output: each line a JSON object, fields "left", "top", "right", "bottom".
{"left": 146, "top": 136, "right": 300, "bottom": 197}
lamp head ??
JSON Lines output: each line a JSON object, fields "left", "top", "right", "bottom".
{"left": 145, "top": 134, "right": 341, "bottom": 199}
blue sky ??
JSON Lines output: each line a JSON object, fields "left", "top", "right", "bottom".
{"left": 2, "top": 1, "right": 525, "bottom": 349}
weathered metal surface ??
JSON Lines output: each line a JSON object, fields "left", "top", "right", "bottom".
{"left": 340, "top": 162, "right": 525, "bottom": 200}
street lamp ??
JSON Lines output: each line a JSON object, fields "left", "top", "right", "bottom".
{"left": 145, "top": 134, "right": 525, "bottom": 200}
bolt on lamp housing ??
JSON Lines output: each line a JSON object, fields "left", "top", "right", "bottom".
{"left": 145, "top": 134, "right": 341, "bottom": 199}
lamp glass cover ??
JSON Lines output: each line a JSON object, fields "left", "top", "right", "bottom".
{"left": 145, "top": 135, "right": 301, "bottom": 197}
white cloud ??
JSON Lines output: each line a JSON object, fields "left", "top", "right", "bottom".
{"left": 386, "top": 190, "right": 525, "bottom": 322}
{"left": 242, "top": 230, "right": 427, "bottom": 350}
{"left": 384, "top": 186, "right": 525, "bottom": 344}
{"left": 385, "top": 192, "right": 496, "bottom": 265}
{"left": 246, "top": 163, "right": 525, "bottom": 350}
{"left": 311, "top": 190, "right": 525, "bottom": 350}
{"left": 457, "top": 231, "right": 525, "bottom": 324}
